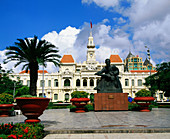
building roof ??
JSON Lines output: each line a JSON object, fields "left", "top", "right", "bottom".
{"left": 60, "top": 55, "right": 74, "bottom": 63}
{"left": 126, "top": 51, "right": 135, "bottom": 59}
{"left": 19, "top": 70, "right": 48, "bottom": 74}
{"left": 143, "top": 58, "right": 151, "bottom": 66}
{"left": 110, "top": 55, "right": 122, "bottom": 63}
{"left": 130, "top": 70, "right": 157, "bottom": 73}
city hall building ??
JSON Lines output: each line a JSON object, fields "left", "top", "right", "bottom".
{"left": 10, "top": 31, "right": 165, "bottom": 102}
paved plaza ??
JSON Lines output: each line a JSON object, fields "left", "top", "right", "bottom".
{"left": 1, "top": 108, "right": 170, "bottom": 138}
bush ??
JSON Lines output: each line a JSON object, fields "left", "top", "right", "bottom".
{"left": 15, "top": 86, "right": 30, "bottom": 97}
{"left": 69, "top": 105, "right": 76, "bottom": 112}
{"left": 0, "top": 93, "right": 14, "bottom": 104}
{"left": 135, "top": 89, "right": 152, "bottom": 97}
{"left": 0, "top": 122, "right": 44, "bottom": 139}
{"left": 128, "top": 102, "right": 139, "bottom": 111}
{"left": 90, "top": 94, "right": 94, "bottom": 103}
{"left": 17, "top": 95, "right": 35, "bottom": 98}
{"left": 84, "top": 104, "right": 94, "bottom": 111}
{"left": 47, "top": 105, "right": 70, "bottom": 109}
{"left": 71, "top": 91, "right": 89, "bottom": 98}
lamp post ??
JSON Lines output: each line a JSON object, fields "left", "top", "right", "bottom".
{"left": 13, "top": 82, "right": 16, "bottom": 99}
{"left": 145, "top": 46, "right": 151, "bottom": 76}
{"left": 42, "top": 64, "right": 45, "bottom": 97}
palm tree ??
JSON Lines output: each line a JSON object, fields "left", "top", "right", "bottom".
{"left": 4, "top": 36, "right": 61, "bottom": 96}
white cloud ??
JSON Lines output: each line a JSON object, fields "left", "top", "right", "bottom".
{"left": 42, "top": 26, "right": 80, "bottom": 55}
{"left": 82, "top": 0, "right": 170, "bottom": 64}
{"left": 133, "top": 14, "right": 170, "bottom": 63}
{"left": 0, "top": 50, "right": 24, "bottom": 73}
{"left": 102, "top": 19, "right": 109, "bottom": 23}
{"left": 82, "top": 0, "right": 119, "bottom": 9}
{"left": 125, "top": 0, "right": 170, "bottom": 26}
{"left": 113, "top": 17, "right": 126, "bottom": 24}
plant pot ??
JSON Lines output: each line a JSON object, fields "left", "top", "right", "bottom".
{"left": 134, "top": 97, "right": 154, "bottom": 112}
{"left": 0, "top": 104, "right": 14, "bottom": 117}
{"left": 15, "top": 97, "right": 50, "bottom": 123}
{"left": 70, "top": 98, "right": 90, "bottom": 113}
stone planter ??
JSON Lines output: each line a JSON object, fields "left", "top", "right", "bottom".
{"left": 70, "top": 98, "right": 90, "bottom": 113}
{"left": 15, "top": 97, "right": 50, "bottom": 123}
{"left": 0, "top": 104, "right": 14, "bottom": 117}
{"left": 134, "top": 97, "right": 154, "bottom": 112}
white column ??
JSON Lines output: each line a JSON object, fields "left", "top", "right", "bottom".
{"left": 71, "top": 78, "right": 73, "bottom": 88}
{"left": 94, "top": 78, "right": 97, "bottom": 88}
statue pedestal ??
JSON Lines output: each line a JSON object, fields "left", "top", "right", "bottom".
{"left": 94, "top": 93, "right": 128, "bottom": 111}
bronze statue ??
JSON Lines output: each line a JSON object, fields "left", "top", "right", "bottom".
{"left": 94, "top": 59, "right": 123, "bottom": 93}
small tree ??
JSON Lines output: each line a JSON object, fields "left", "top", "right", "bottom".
{"left": 144, "top": 62, "right": 170, "bottom": 97}
{"left": 71, "top": 91, "right": 89, "bottom": 98}
{"left": 0, "top": 64, "right": 24, "bottom": 95}
{"left": 135, "top": 89, "right": 151, "bottom": 97}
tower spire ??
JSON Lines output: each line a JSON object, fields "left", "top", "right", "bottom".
{"left": 86, "top": 21, "right": 96, "bottom": 63}
{"left": 90, "top": 21, "right": 92, "bottom": 37}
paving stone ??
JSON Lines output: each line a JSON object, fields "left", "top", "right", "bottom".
{"left": 1, "top": 108, "right": 170, "bottom": 138}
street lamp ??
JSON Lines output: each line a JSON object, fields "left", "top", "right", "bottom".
{"left": 145, "top": 46, "right": 151, "bottom": 76}
{"left": 13, "top": 82, "right": 16, "bottom": 99}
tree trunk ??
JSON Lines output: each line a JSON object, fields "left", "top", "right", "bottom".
{"left": 29, "top": 62, "right": 38, "bottom": 96}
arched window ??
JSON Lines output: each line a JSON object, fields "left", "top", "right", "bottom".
{"left": 54, "top": 79, "right": 58, "bottom": 87}
{"left": 83, "top": 79, "right": 87, "bottom": 86}
{"left": 76, "top": 79, "right": 80, "bottom": 87}
{"left": 125, "top": 79, "right": 129, "bottom": 86}
{"left": 39, "top": 93, "right": 46, "bottom": 97}
{"left": 132, "top": 79, "right": 134, "bottom": 86}
{"left": 39, "top": 93, "right": 43, "bottom": 97}
{"left": 138, "top": 79, "right": 142, "bottom": 86}
{"left": 90, "top": 79, "right": 94, "bottom": 86}
{"left": 48, "top": 80, "right": 51, "bottom": 87}
{"left": 54, "top": 94, "right": 58, "bottom": 100}
{"left": 65, "top": 93, "right": 69, "bottom": 102}
{"left": 40, "top": 80, "right": 45, "bottom": 87}
{"left": 64, "top": 79, "right": 70, "bottom": 86}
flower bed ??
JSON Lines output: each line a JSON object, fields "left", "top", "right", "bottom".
{"left": 0, "top": 122, "right": 44, "bottom": 139}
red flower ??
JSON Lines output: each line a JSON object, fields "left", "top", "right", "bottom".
{"left": 8, "top": 134, "right": 17, "bottom": 139}
{"left": 24, "top": 127, "right": 29, "bottom": 133}
{"left": 18, "top": 135, "right": 23, "bottom": 138}
{"left": 33, "top": 135, "right": 36, "bottom": 139}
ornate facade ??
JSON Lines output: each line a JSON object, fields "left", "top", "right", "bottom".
{"left": 10, "top": 31, "right": 166, "bottom": 102}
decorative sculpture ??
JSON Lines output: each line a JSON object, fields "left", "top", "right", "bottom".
{"left": 94, "top": 59, "right": 123, "bottom": 93}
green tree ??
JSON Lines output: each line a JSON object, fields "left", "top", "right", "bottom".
{"left": 4, "top": 36, "right": 61, "bottom": 96}
{"left": 144, "top": 62, "right": 170, "bottom": 97}
{"left": 0, "top": 64, "right": 24, "bottom": 95}
{"left": 15, "top": 86, "right": 30, "bottom": 97}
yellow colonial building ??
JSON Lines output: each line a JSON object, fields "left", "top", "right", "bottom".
{"left": 10, "top": 31, "right": 165, "bottom": 102}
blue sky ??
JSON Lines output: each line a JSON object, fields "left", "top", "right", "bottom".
{"left": 0, "top": 0, "right": 170, "bottom": 72}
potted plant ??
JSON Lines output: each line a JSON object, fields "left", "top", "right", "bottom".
{"left": 0, "top": 93, "right": 14, "bottom": 117}
{"left": 4, "top": 36, "right": 61, "bottom": 122}
{"left": 70, "top": 91, "right": 90, "bottom": 113}
{"left": 134, "top": 89, "right": 154, "bottom": 112}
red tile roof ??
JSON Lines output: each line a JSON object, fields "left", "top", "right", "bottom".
{"left": 60, "top": 55, "right": 74, "bottom": 63}
{"left": 110, "top": 55, "right": 122, "bottom": 62}
{"left": 130, "top": 70, "right": 157, "bottom": 73}
{"left": 19, "top": 70, "right": 48, "bottom": 74}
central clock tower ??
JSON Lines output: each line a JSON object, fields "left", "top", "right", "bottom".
{"left": 86, "top": 31, "right": 96, "bottom": 63}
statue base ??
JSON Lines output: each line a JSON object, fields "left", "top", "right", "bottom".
{"left": 94, "top": 93, "right": 128, "bottom": 111}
